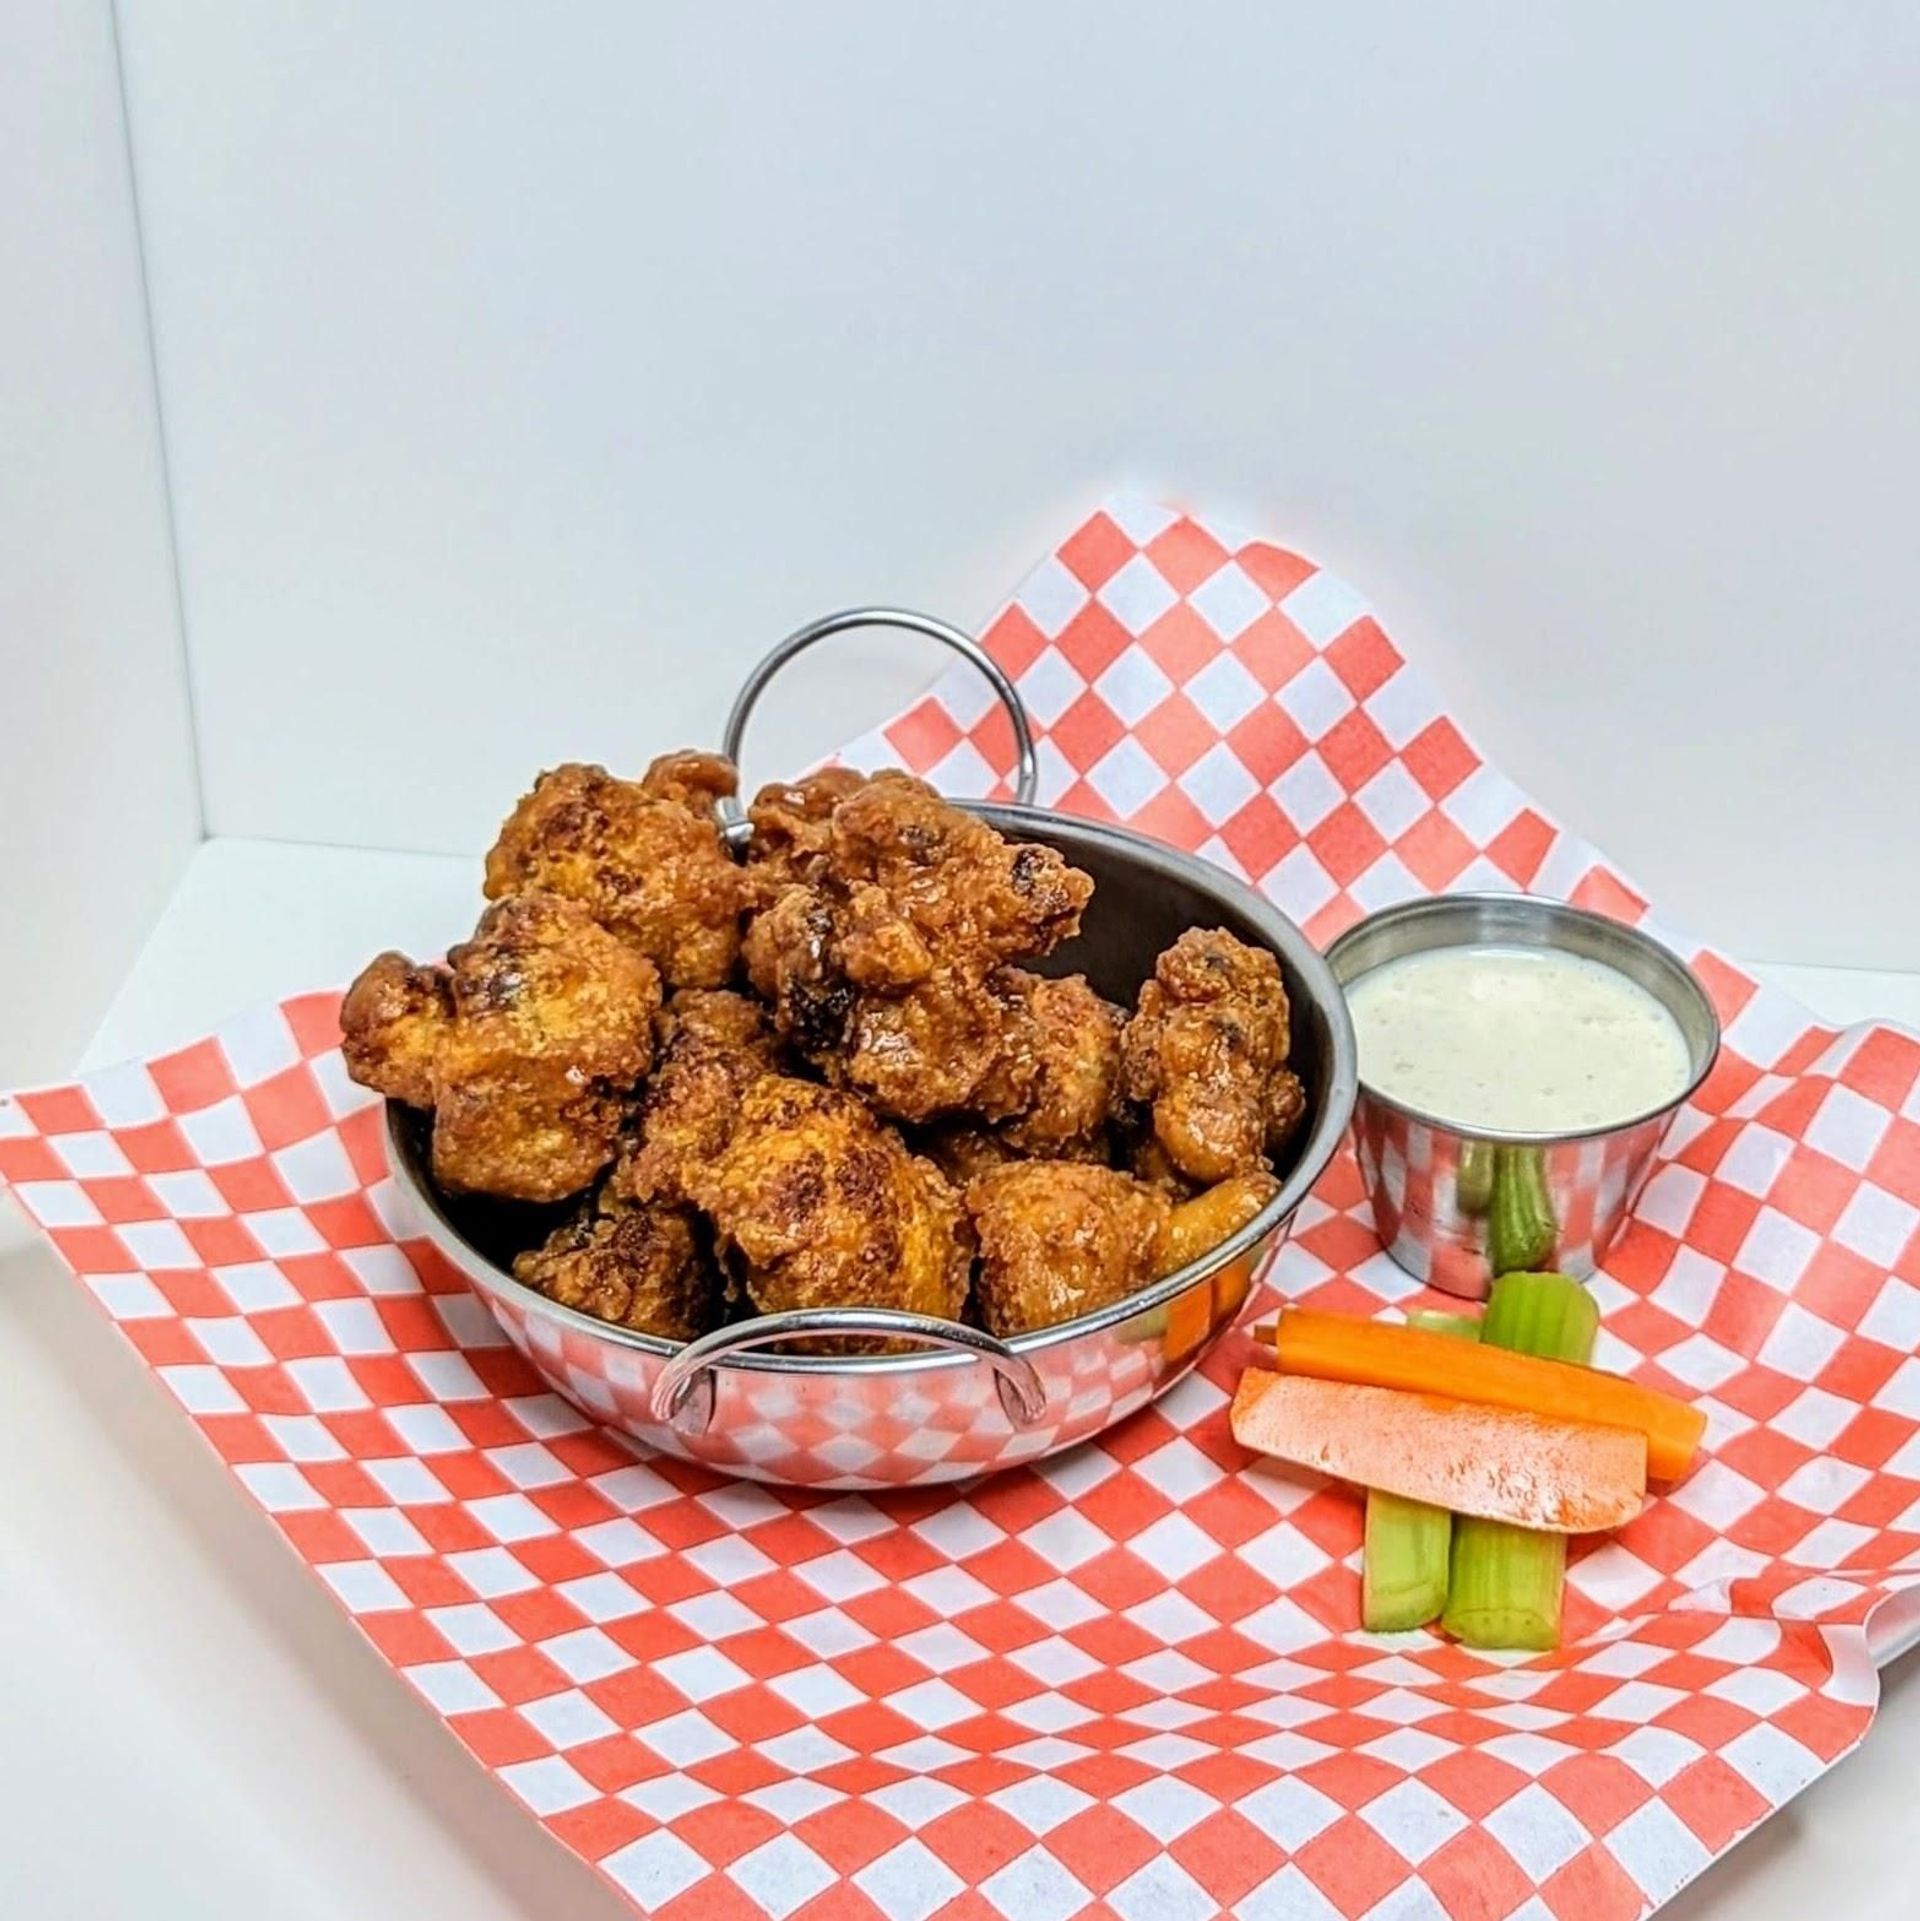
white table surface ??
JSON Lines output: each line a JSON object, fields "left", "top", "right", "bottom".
{"left": 4, "top": 836, "right": 1919, "bottom": 1920}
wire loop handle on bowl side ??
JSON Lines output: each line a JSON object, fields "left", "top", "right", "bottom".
{"left": 716, "top": 607, "right": 1039, "bottom": 847}
{"left": 649, "top": 1307, "right": 1049, "bottom": 1437}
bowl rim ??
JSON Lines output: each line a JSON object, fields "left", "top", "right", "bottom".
{"left": 384, "top": 801, "right": 1361, "bottom": 1379}
{"left": 1323, "top": 889, "right": 1723, "bottom": 1146}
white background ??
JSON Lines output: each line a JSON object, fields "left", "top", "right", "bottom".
{"left": 1, "top": 0, "right": 197, "bottom": 1081}
{"left": 114, "top": 1, "right": 1920, "bottom": 965}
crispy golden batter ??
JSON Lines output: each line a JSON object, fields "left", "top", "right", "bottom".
{"left": 839, "top": 966, "right": 1033, "bottom": 1123}
{"left": 967, "top": 1161, "right": 1171, "bottom": 1337}
{"left": 1127, "top": 1132, "right": 1199, "bottom": 1199}
{"left": 642, "top": 749, "right": 742, "bottom": 811}
{"left": 743, "top": 767, "right": 873, "bottom": 898}
{"left": 483, "top": 754, "right": 744, "bottom": 988}
{"left": 742, "top": 884, "right": 858, "bottom": 1062}
{"left": 993, "top": 971, "right": 1124, "bottom": 1155}
{"left": 514, "top": 1191, "right": 715, "bottom": 1340}
{"left": 918, "top": 1121, "right": 1023, "bottom": 1186}
{"left": 1121, "top": 928, "right": 1298, "bottom": 1184}
{"left": 342, "top": 893, "right": 660, "bottom": 1202}
{"left": 339, "top": 952, "right": 448, "bottom": 1110}
{"left": 910, "top": 970, "right": 1120, "bottom": 1172}
{"left": 825, "top": 964, "right": 1119, "bottom": 1137}
{"left": 1154, "top": 1170, "right": 1281, "bottom": 1278}
{"left": 620, "top": 989, "right": 784, "bottom": 1208}
{"left": 653, "top": 985, "right": 784, "bottom": 1063}
{"left": 830, "top": 774, "right": 1091, "bottom": 962}
{"left": 745, "top": 774, "right": 1095, "bottom": 1125}
{"left": 918, "top": 1116, "right": 1112, "bottom": 1188}
{"left": 686, "top": 1074, "right": 971, "bottom": 1323}
{"left": 1266, "top": 1065, "right": 1308, "bottom": 1151}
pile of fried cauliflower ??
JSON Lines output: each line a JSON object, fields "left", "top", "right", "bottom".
{"left": 343, "top": 755, "right": 1306, "bottom": 1343}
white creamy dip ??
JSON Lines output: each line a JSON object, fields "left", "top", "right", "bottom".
{"left": 1346, "top": 942, "right": 1691, "bottom": 1132}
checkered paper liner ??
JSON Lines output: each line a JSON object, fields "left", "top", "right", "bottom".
{"left": 8, "top": 498, "right": 1920, "bottom": 1921}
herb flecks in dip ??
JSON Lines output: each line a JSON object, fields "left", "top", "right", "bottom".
{"left": 1346, "top": 943, "right": 1690, "bottom": 1133}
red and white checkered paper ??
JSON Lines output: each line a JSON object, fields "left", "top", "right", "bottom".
{"left": 8, "top": 497, "right": 1920, "bottom": 1921}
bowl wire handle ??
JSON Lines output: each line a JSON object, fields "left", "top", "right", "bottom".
{"left": 649, "top": 1306, "right": 1048, "bottom": 1436}
{"left": 716, "top": 607, "right": 1040, "bottom": 846}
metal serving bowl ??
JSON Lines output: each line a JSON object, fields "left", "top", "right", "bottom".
{"left": 381, "top": 610, "right": 1358, "bottom": 1488}
{"left": 1325, "top": 892, "right": 1720, "bottom": 1301}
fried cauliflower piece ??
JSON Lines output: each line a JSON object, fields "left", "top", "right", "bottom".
{"left": 909, "top": 970, "right": 1121, "bottom": 1173}
{"left": 918, "top": 1121, "right": 1024, "bottom": 1187}
{"left": 966, "top": 1159, "right": 1283, "bottom": 1337}
{"left": 744, "top": 772, "right": 1095, "bottom": 1126}
{"left": 1120, "top": 928, "right": 1301, "bottom": 1184}
{"left": 837, "top": 964, "right": 1035, "bottom": 1124}
{"left": 967, "top": 1161, "right": 1171, "bottom": 1337}
{"left": 992, "top": 970, "right": 1124, "bottom": 1155}
{"left": 1153, "top": 1170, "right": 1281, "bottom": 1278}
{"left": 918, "top": 1117, "right": 1109, "bottom": 1188}
{"left": 619, "top": 989, "right": 786, "bottom": 1208}
{"left": 685, "top": 1074, "right": 972, "bottom": 1324}
{"left": 830, "top": 774, "right": 1091, "bottom": 963}
{"left": 743, "top": 767, "right": 873, "bottom": 898}
{"left": 483, "top": 753, "right": 744, "bottom": 989}
{"left": 338, "top": 951, "right": 448, "bottom": 1110}
{"left": 342, "top": 892, "right": 660, "bottom": 1202}
{"left": 514, "top": 1191, "right": 715, "bottom": 1341}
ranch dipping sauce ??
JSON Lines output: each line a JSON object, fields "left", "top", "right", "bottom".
{"left": 1346, "top": 943, "right": 1692, "bottom": 1133}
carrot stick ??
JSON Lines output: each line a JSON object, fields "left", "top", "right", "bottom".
{"left": 1230, "top": 1370, "right": 1647, "bottom": 1532}
{"left": 1270, "top": 1306, "right": 1704, "bottom": 1482}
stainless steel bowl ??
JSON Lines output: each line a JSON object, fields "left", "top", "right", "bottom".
{"left": 1325, "top": 892, "right": 1720, "bottom": 1300}
{"left": 384, "top": 804, "right": 1359, "bottom": 1490}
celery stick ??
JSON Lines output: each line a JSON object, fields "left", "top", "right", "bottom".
{"left": 1407, "top": 1309, "right": 1482, "bottom": 1341}
{"left": 1441, "top": 1524, "right": 1567, "bottom": 1652}
{"left": 1364, "top": 1493, "right": 1455, "bottom": 1632}
{"left": 1361, "top": 1311, "right": 1479, "bottom": 1632}
{"left": 1487, "top": 1145, "right": 1557, "bottom": 1276}
{"left": 1478, "top": 1269, "right": 1597, "bottom": 1360}
{"left": 1444, "top": 1272, "right": 1597, "bottom": 1651}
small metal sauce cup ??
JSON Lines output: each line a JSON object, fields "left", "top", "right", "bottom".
{"left": 1324, "top": 893, "right": 1720, "bottom": 1299}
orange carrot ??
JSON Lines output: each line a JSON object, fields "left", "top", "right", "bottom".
{"left": 1271, "top": 1307, "right": 1704, "bottom": 1481}
{"left": 1230, "top": 1370, "right": 1647, "bottom": 1532}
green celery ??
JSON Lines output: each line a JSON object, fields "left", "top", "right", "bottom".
{"left": 1478, "top": 1267, "right": 1598, "bottom": 1358}
{"left": 1487, "top": 1145, "right": 1557, "bottom": 1276}
{"left": 1444, "top": 1272, "right": 1598, "bottom": 1651}
{"left": 1440, "top": 1524, "right": 1568, "bottom": 1652}
{"left": 1407, "top": 1309, "right": 1482, "bottom": 1341}
{"left": 1361, "top": 1311, "right": 1479, "bottom": 1632}
{"left": 1364, "top": 1495, "right": 1454, "bottom": 1633}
